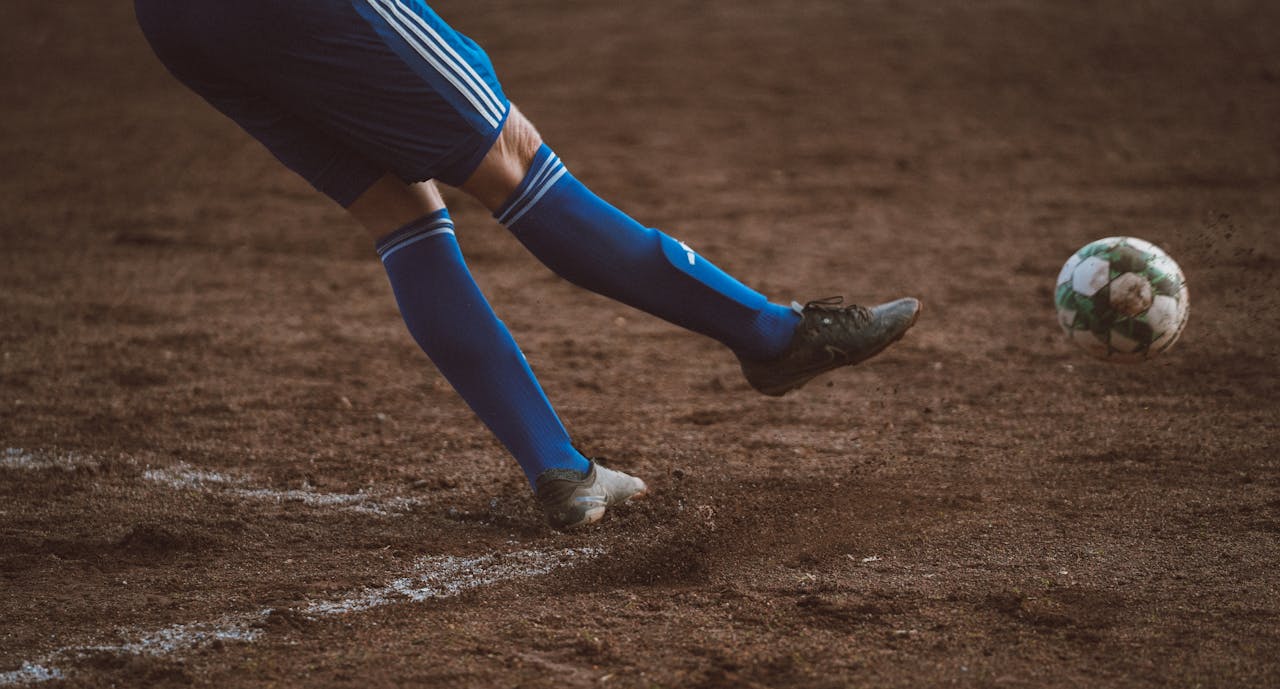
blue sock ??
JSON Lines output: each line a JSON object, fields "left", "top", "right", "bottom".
{"left": 377, "top": 210, "right": 590, "bottom": 486}
{"left": 494, "top": 145, "right": 801, "bottom": 361}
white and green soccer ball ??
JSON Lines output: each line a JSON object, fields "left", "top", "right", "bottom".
{"left": 1054, "top": 236, "right": 1189, "bottom": 362}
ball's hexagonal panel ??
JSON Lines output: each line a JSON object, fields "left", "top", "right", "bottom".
{"left": 1124, "top": 236, "right": 1156, "bottom": 254}
{"left": 1148, "top": 251, "right": 1183, "bottom": 287}
{"left": 1109, "top": 272, "right": 1154, "bottom": 316}
{"left": 1109, "top": 243, "right": 1151, "bottom": 275}
{"left": 1057, "top": 252, "right": 1082, "bottom": 287}
{"left": 1109, "top": 329, "right": 1143, "bottom": 354}
{"left": 1071, "top": 256, "right": 1111, "bottom": 297}
{"left": 1112, "top": 316, "right": 1155, "bottom": 347}
{"left": 1152, "top": 286, "right": 1191, "bottom": 353}
{"left": 1145, "top": 294, "right": 1180, "bottom": 339}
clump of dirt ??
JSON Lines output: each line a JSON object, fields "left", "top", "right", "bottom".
{"left": 982, "top": 588, "right": 1124, "bottom": 631}
{"left": 573, "top": 520, "right": 716, "bottom": 587}
{"left": 794, "top": 594, "right": 897, "bottom": 628}
{"left": 256, "top": 607, "right": 313, "bottom": 634}
{"left": 116, "top": 522, "right": 205, "bottom": 557}
{"left": 77, "top": 651, "right": 194, "bottom": 687}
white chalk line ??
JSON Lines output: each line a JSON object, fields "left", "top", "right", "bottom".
{"left": 3, "top": 448, "right": 590, "bottom": 682}
{"left": 0, "top": 666, "right": 62, "bottom": 687}
{"left": 0, "top": 546, "right": 602, "bottom": 686}
{"left": 0, "top": 448, "right": 96, "bottom": 472}
{"left": 141, "top": 463, "right": 426, "bottom": 516}
{"left": 3, "top": 448, "right": 425, "bottom": 516}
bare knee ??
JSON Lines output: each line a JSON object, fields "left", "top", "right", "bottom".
{"left": 347, "top": 105, "right": 543, "bottom": 232}
{"left": 459, "top": 105, "right": 544, "bottom": 212}
{"left": 347, "top": 175, "right": 445, "bottom": 239}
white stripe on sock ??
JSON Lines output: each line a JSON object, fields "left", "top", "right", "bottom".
{"left": 503, "top": 167, "right": 567, "bottom": 227}
{"left": 498, "top": 155, "right": 562, "bottom": 225}
{"left": 379, "top": 227, "right": 456, "bottom": 262}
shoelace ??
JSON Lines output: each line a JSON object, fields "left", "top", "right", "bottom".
{"left": 801, "top": 296, "right": 873, "bottom": 329}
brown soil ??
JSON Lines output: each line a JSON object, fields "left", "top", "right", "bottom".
{"left": 2, "top": 1, "right": 1278, "bottom": 687}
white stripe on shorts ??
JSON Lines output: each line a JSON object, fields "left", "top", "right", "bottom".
{"left": 363, "top": 0, "right": 505, "bottom": 128}
{"left": 382, "top": 0, "right": 506, "bottom": 119}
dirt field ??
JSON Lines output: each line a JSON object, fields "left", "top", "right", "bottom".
{"left": 2, "top": 1, "right": 1278, "bottom": 687}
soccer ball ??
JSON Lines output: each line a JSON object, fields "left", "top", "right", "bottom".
{"left": 1054, "top": 236, "right": 1189, "bottom": 362}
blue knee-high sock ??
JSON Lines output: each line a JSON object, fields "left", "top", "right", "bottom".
{"left": 494, "top": 145, "right": 801, "bottom": 361}
{"left": 377, "top": 210, "right": 589, "bottom": 486}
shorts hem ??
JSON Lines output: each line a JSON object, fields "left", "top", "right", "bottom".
{"left": 412, "top": 103, "right": 511, "bottom": 187}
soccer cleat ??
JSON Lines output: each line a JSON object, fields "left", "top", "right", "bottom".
{"left": 738, "top": 296, "right": 921, "bottom": 396}
{"left": 535, "top": 460, "right": 648, "bottom": 530}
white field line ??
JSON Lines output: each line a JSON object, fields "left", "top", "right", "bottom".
{"left": 303, "top": 548, "right": 600, "bottom": 615}
{"left": 140, "top": 463, "right": 426, "bottom": 516}
{"left": 2, "top": 448, "right": 425, "bottom": 516}
{"left": 0, "top": 666, "right": 62, "bottom": 686}
{"left": 0, "top": 547, "right": 602, "bottom": 686}
{"left": 0, "top": 448, "right": 96, "bottom": 472}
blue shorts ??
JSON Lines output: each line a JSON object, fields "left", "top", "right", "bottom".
{"left": 135, "top": 0, "right": 511, "bottom": 206}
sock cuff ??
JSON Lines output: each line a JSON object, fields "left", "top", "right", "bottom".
{"left": 493, "top": 144, "right": 569, "bottom": 227}
{"left": 375, "top": 209, "right": 455, "bottom": 262}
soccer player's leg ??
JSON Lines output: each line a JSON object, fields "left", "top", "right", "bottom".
{"left": 329, "top": 1, "right": 647, "bottom": 524}
{"left": 351, "top": 181, "right": 647, "bottom": 531}
{"left": 135, "top": 0, "right": 644, "bottom": 528}
{"left": 347, "top": 176, "right": 447, "bottom": 238}
{"left": 463, "top": 110, "right": 802, "bottom": 361}
{"left": 345, "top": 178, "right": 605, "bottom": 500}
{"left": 461, "top": 109, "right": 920, "bottom": 387}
